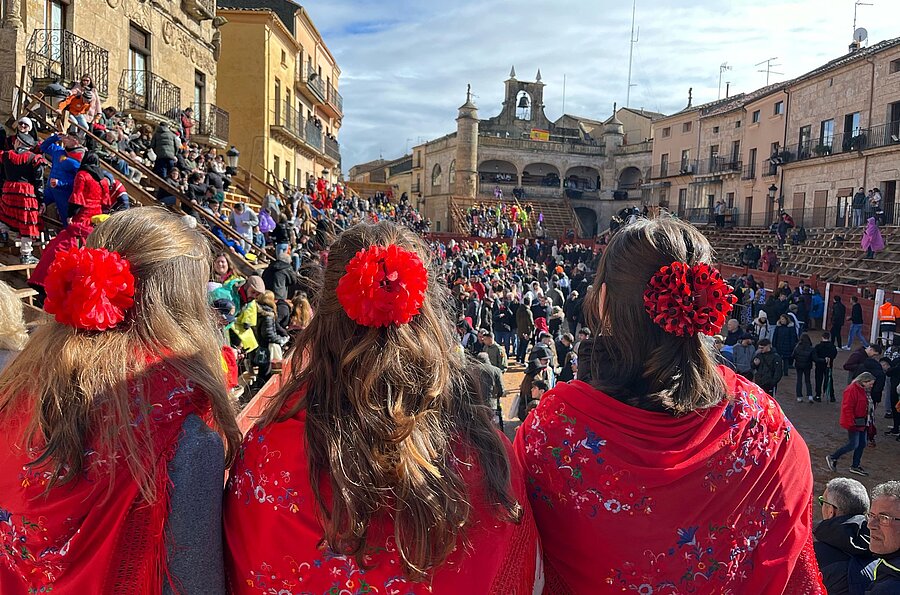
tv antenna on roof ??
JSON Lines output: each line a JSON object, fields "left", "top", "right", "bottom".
{"left": 755, "top": 57, "right": 783, "bottom": 85}
{"left": 625, "top": 0, "right": 639, "bottom": 107}
{"left": 718, "top": 62, "right": 732, "bottom": 99}
{"left": 853, "top": 1, "right": 872, "bottom": 37}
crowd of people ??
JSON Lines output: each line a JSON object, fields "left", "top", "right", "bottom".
{"left": 464, "top": 201, "right": 547, "bottom": 238}
{"left": 2, "top": 203, "right": 900, "bottom": 593}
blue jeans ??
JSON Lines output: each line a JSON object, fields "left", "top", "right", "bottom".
{"left": 45, "top": 184, "right": 73, "bottom": 225}
{"left": 847, "top": 323, "right": 868, "bottom": 349}
{"left": 831, "top": 429, "right": 866, "bottom": 468}
{"left": 153, "top": 158, "right": 176, "bottom": 179}
{"left": 496, "top": 331, "right": 516, "bottom": 357}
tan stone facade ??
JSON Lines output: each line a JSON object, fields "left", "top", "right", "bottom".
{"left": 649, "top": 36, "right": 900, "bottom": 229}
{"left": 216, "top": 3, "right": 342, "bottom": 187}
{"left": 1, "top": 0, "right": 222, "bottom": 134}
{"left": 780, "top": 39, "right": 900, "bottom": 228}
{"left": 649, "top": 86, "right": 787, "bottom": 226}
{"left": 408, "top": 73, "right": 653, "bottom": 235}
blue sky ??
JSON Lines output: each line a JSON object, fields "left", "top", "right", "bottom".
{"left": 302, "top": 0, "right": 898, "bottom": 171}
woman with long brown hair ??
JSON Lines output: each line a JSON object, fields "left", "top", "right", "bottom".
{"left": 224, "top": 221, "right": 540, "bottom": 594}
{"left": 515, "top": 217, "right": 824, "bottom": 594}
{"left": 0, "top": 208, "right": 241, "bottom": 594}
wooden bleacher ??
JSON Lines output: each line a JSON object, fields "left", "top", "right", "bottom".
{"left": 449, "top": 196, "right": 580, "bottom": 238}
{"left": 701, "top": 225, "right": 900, "bottom": 289}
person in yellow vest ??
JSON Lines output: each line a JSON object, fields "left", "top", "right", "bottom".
{"left": 879, "top": 298, "right": 900, "bottom": 343}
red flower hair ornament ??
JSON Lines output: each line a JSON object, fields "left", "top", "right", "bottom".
{"left": 643, "top": 262, "right": 736, "bottom": 337}
{"left": 336, "top": 244, "right": 428, "bottom": 328}
{"left": 44, "top": 247, "right": 135, "bottom": 331}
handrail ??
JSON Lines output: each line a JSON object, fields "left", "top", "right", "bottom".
{"left": 18, "top": 88, "right": 273, "bottom": 268}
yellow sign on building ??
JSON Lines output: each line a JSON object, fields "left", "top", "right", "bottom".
{"left": 530, "top": 129, "right": 550, "bottom": 141}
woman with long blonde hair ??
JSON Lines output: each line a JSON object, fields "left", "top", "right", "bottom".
{"left": 0, "top": 208, "right": 241, "bottom": 594}
{"left": 0, "top": 280, "right": 28, "bottom": 371}
{"left": 224, "top": 221, "right": 540, "bottom": 593}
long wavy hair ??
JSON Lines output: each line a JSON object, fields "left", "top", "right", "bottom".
{"left": 260, "top": 221, "right": 520, "bottom": 580}
{"left": 0, "top": 208, "right": 241, "bottom": 500}
{"left": 0, "top": 281, "right": 28, "bottom": 351}
{"left": 583, "top": 216, "right": 729, "bottom": 414}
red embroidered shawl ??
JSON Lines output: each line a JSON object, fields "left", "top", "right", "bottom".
{"left": 0, "top": 364, "right": 207, "bottom": 595}
{"left": 224, "top": 406, "right": 540, "bottom": 594}
{"left": 514, "top": 366, "right": 825, "bottom": 595}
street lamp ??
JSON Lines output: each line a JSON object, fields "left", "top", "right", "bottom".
{"left": 768, "top": 184, "right": 777, "bottom": 201}
{"left": 321, "top": 168, "right": 330, "bottom": 179}
{"left": 226, "top": 145, "right": 240, "bottom": 169}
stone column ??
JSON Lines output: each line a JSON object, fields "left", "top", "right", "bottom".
{"left": 454, "top": 85, "right": 479, "bottom": 199}
{"left": 3, "top": 0, "right": 22, "bottom": 28}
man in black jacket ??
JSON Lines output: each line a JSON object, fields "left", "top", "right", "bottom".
{"left": 752, "top": 339, "right": 784, "bottom": 396}
{"left": 261, "top": 253, "right": 299, "bottom": 300}
{"left": 831, "top": 296, "right": 848, "bottom": 349}
{"left": 844, "top": 344, "right": 885, "bottom": 403}
{"left": 866, "top": 481, "right": 900, "bottom": 594}
{"left": 814, "top": 477, "right": 874, "bottom": 595}
{"left": 814, "top": 332, "right": 839, "bottom": 402}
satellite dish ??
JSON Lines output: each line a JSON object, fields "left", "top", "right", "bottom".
{"left": 853, "top": 27, "right": 868, "bottom": 43}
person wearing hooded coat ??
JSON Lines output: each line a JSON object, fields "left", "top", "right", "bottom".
{"left": 861, "top": 217, "right": 885, "bottom": 259}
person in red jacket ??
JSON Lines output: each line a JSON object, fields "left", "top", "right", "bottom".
{"left": 68, "top": 151, "right": 111, "bottom": 226}
{"left": 827, "top": 372, "right": 876, "bottom": 476}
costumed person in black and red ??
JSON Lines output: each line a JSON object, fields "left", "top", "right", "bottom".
{"left": 30, "top": 152, "right": 112, "bottom": 292}
{"left": 0, "top": 131, "right": 45, "bottom": 264}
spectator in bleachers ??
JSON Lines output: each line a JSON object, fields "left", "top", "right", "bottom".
{"left": 852, "top": 187, "right": 867, "bottom": 227}
{"left": 150, "top": 120, "right": 179, "bottom": 179}
{"left": 228, "top": 202, "right": 258, "bottom": 249}
{"left": 0, "top": 131, "right": 44, "bottom": 264}
{"left": 40, "top": 128, "right": 84, "bottom": 225}
{"left": 862, "top": 217, "right": 885, "bottom": 260}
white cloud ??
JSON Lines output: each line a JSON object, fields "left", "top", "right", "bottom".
{"left": 303, "top": 0, "right": 898, "bottom": 170}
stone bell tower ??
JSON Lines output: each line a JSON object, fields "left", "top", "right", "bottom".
{"left": 455, "top": 84, "right": 479, "bottom": 198}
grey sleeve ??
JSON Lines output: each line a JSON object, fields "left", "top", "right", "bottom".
{"left": 163, "top": 414, "right": 226, "bottom": 595}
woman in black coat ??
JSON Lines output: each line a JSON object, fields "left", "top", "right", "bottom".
{"left": 773, "top": 314, "right": 798, "bottom": 377}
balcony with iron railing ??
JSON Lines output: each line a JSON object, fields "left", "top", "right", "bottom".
{"left": 297, "top": 62, "right": 327, "bottom": 104}
{"left": 118, "top": 70, "right": 181, "bottom": 119}
{"left": 325, "top": 83, "right": 343, "bottom": 117}
{"left": 650, "top": 160, "right": 697, "bottom": 179}
{"left": 304, "top": 118, "right": 323, "bottom": 152}
{"left": 26, "top": 29, "right": 109, "bottom": 96}
{"left": 741, "top": 162, "right": 757, "bottom": 180}
{"left": 696, "top": 156, "right": 742, "bottom": 176}
{"left": 192, "top": 103, "right": 229, "bottom": 146}
{"left": 477, "top": 133, "right": 605, "bottom": 156}
{"left": 324, "top": 135, "right": 340, "bottom": 163}
{"left": 777, "top": 122, "right": 900, "bottom": 166}
{"left": 270, "top": 100, "right": 305, "bottom": 147}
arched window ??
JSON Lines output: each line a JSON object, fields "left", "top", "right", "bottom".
{"left": 431, "top": 164, "right": 443, "bottom": 189}
{"left": 448, "top": 160, "right": 456, "bottom": 185}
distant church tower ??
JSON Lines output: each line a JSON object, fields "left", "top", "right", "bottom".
{"left": 455, "top": 84, "right": 479, "bottom": 198}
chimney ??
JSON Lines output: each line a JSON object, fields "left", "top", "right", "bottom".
{"left": 686, "top": 87, "right": 693, "bottom": 109}
{"left": 725, "top": 82, "right": 730, "bottom": 98}
{"left": 849, "top": 40, "right": 861, "bottom": 52}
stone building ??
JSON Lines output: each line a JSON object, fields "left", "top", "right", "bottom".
{"left": 779, "top": 36, "right": 900, "bottom": 229}
{"left": 349, "top": 154, "right": 413, "bottom": 200}
{"left": 0, "top": 0, "right": 228, "bottom": 145}
{"left": 216, "top": 0, "right": 342, "bottom": 187}
{"left": 649, "top": 84, "right": 788, "bottom": 226}
{"left": 410, "top": 69, "right": 655, "bottom": 236}
{"left": 649, "top": 35, "right": 900, "bottom": 229}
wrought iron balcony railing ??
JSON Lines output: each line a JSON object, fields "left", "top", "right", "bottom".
{"left": 324, "top": 135, "right": 340, "bottom": 162}
{"left": 26, "top": 29, "right": 109, "bottom": 96}
{"left": 300, "top": 63, "right": 327, "bottom": 104}
{"left": 195, "top": 104, "right": 229, "bottom": 142}
{"left": 741, "top": 163, "right": 757, "bottom": 180}
{"left": 777, "top": 122, "right": 900, "bottom": 165}
{"left": 327, "top": 83, "right": 343, "bottom": 116}
{"left": 650, "top": 160, "right": 697, "bottom": 179}
{"left": 118, "top": 70, "right": 181, "bottom": 118}
{"left": 697, "top": 157, "right": 742, "bottom": 176}
{"left": 304, "top": 119, "right": 323, "bottom": 152}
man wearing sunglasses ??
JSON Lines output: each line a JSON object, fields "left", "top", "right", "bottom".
{"left": 866, "top": 481, "right": 900, "bottom": 593}
{"left": 814, "top": 477, "right": 874, "bottom": 594}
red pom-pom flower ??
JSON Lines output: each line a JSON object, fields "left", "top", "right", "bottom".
{"left": 44, "top": 247, "right": 135, "bottom": 331}
{"left": 642, "top": 262, "right": 736, "bottom": 337}
{"left": 336, "top": 245, "right": 428, "bottom": 328}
